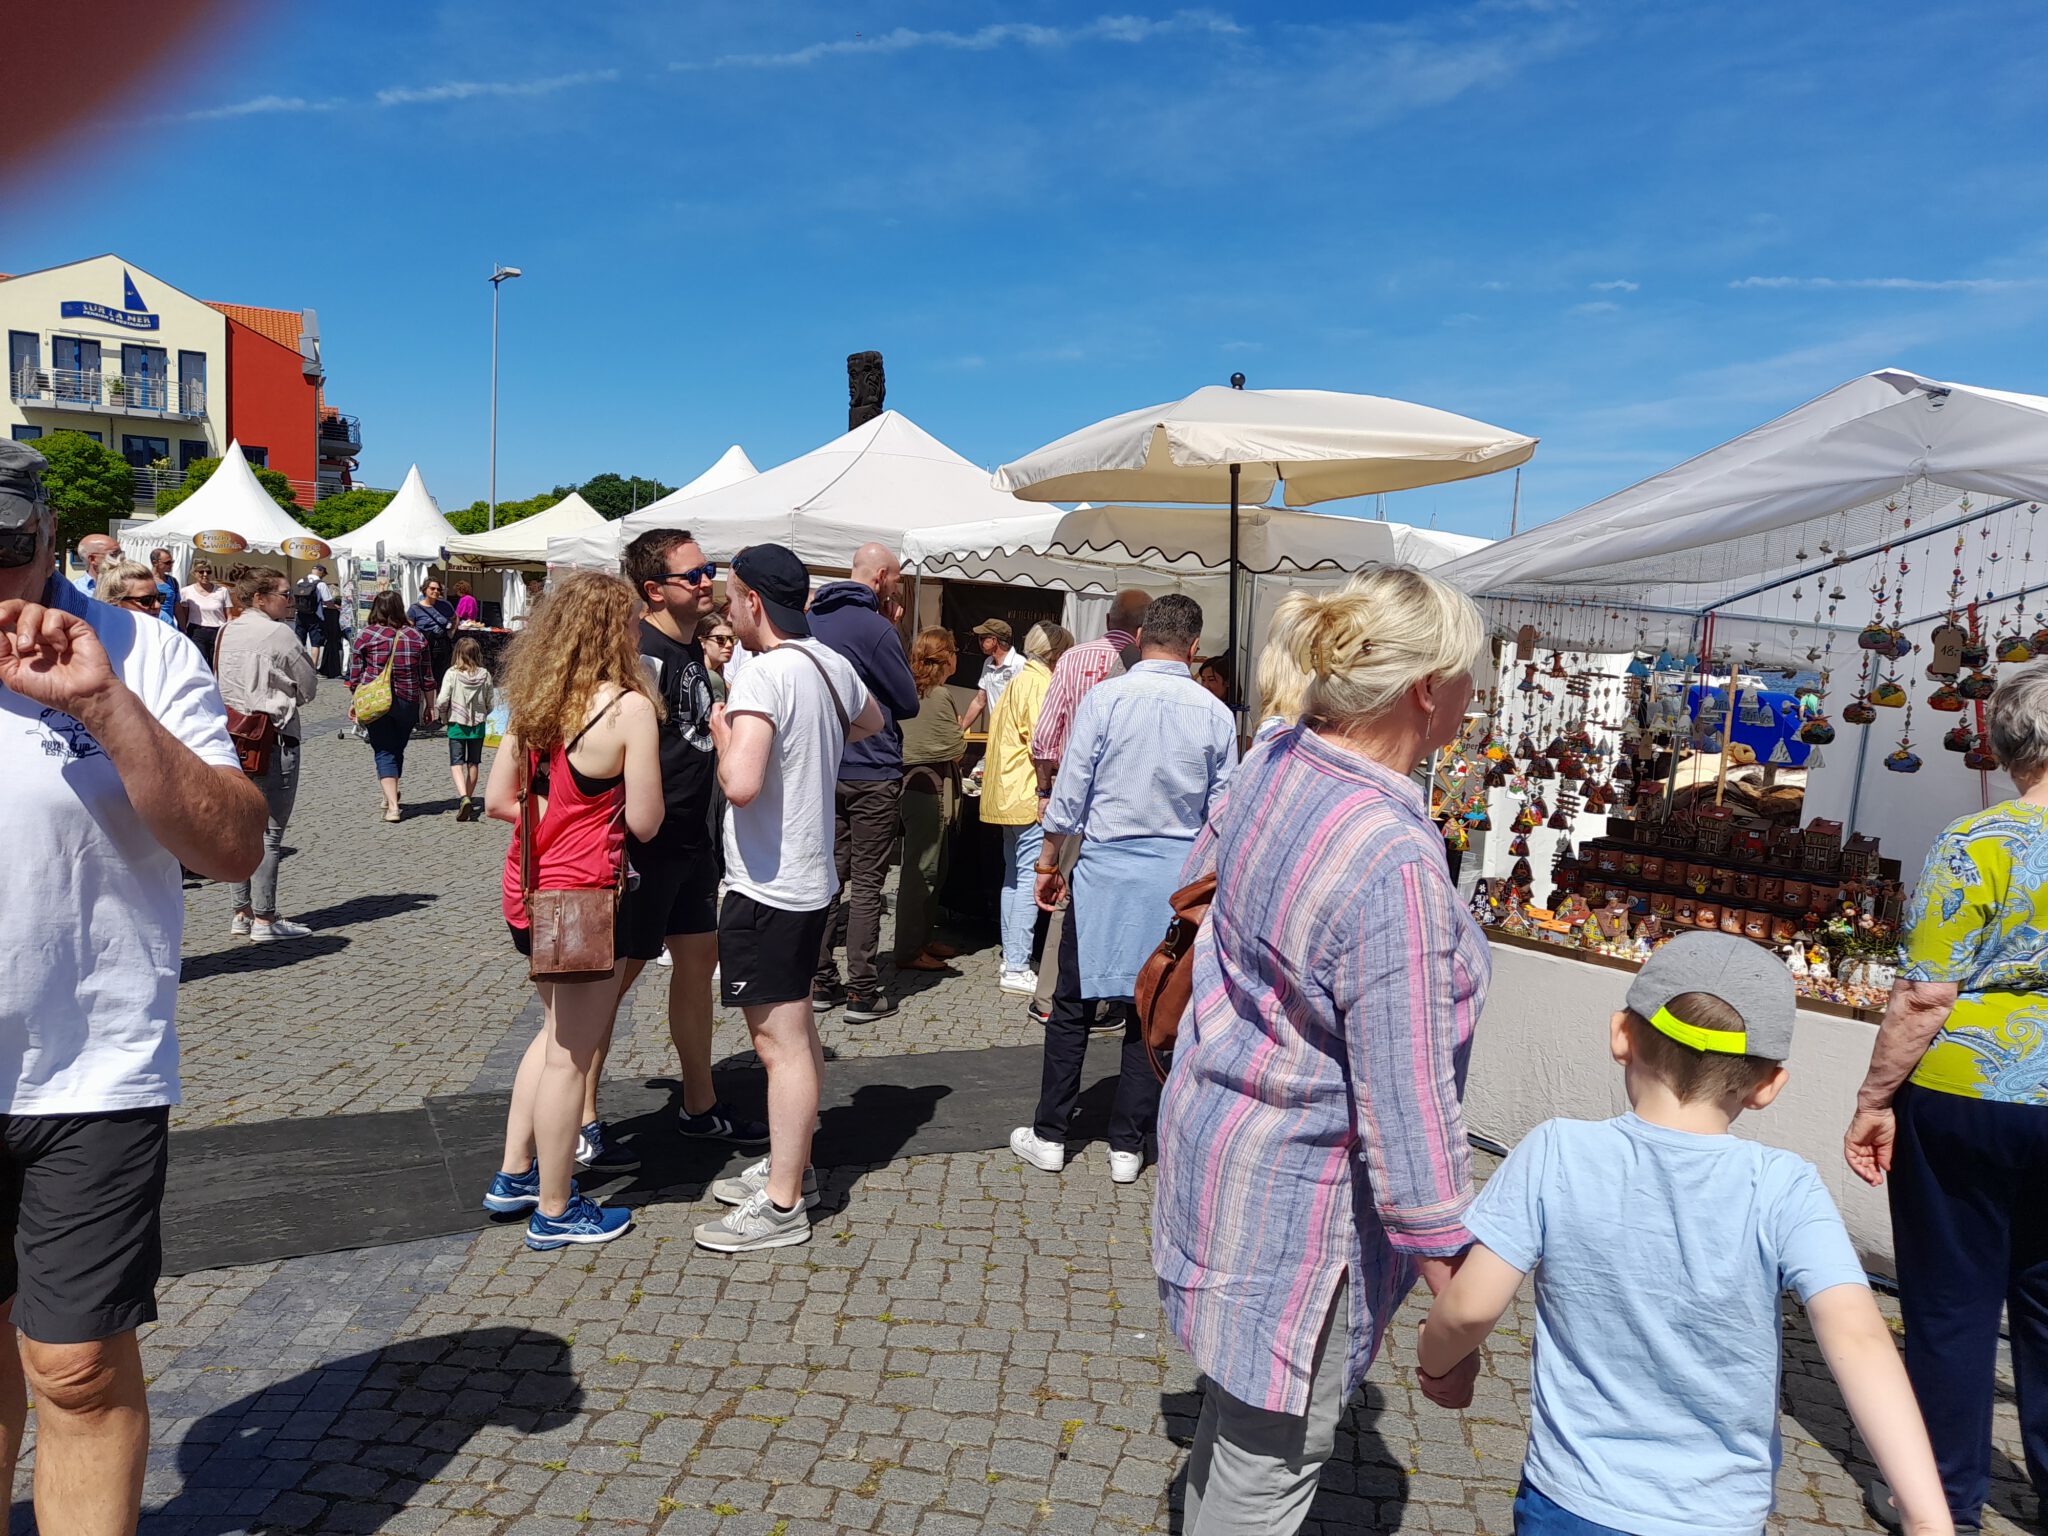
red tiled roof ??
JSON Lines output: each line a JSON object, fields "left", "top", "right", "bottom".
{"left": 207, "top": 301, "right": 302, "bottom": 350}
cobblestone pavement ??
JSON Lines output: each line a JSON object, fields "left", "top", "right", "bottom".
{"left": 14, "top": 684, "right": 2027, "bottom": 1533}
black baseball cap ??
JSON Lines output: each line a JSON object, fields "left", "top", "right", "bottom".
{"left": 731, "top": 543, "right": 811, "bottom": 637}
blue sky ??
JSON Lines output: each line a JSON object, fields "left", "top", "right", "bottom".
{"left": 15, "top": 0, "right": 2048, "bottom": 533}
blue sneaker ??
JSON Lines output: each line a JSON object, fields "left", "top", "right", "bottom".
{"left": 677, "top": 1101, "right": 771, "bottom": 1148}
{"left": 575, "top": 1120, "right": 640, "bottom": 1173}
{"left": 482, "top": 1161, "right": 541, "bottom": 1213}
{"left": 525, "top": 1193, "right": 633, "bottom": 1251}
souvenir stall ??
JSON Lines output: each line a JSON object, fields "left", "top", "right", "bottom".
{"left": 327, "top": 464, "right": 458, "bottom": 608}
{"left": 1431, "top": 368, "right": 2048, "bottom": 1274}
{"left": 447, "top": 491, "right": 606, "bottom": 625}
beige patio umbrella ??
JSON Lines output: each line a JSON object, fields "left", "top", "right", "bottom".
{"left": 992, "top": 379, "right": 1537, "bottom": 700}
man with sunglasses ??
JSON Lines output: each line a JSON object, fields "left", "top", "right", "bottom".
{"left": 588, "top": 530, "right": 769, "bottom": 1166}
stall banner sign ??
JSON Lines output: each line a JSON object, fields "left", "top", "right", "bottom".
{"left": 193, "top": 529, "right": 248, "bottom": 554}
{"left": 283, "top": 536, "right": 331, "bottom": 562}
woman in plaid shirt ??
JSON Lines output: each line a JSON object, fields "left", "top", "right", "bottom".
{"left": 348, "top": 589, "right": 436, "bottom": 822}
{"left": 1153, "top": 566, "right": 1492, "bottom": 1534}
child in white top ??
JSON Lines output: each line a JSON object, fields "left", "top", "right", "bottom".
{"left": 436, "top": 635, "right": 495, "bottom": 820}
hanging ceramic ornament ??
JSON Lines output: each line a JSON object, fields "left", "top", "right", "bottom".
{"left": 1869, "top": 677, "right": 1907, "bottom": 708}
{"left": 1965, "top": 739, "right": 2000, "bottom": 771}
{"left": 1843, "top": 700, "right": 1878, "bottom": 725}
{"left": 1999, "top": 634, "right": 2035, "bottom": 664}
{"left": 1942, "top": 724, "right": 1975, "bottom": 753}
{"left": 1799, "top": 715, "right": 1836, "bottom": 744}
{"left": 1959, "top": 670, "right": 1996, "bottom": 701}
{"left": 1962, "top": 635, "right": 1991, "bottom": 670}
{"left": 1885, "top": 745, "right": 1923, "bottom": 773}
{"left": 1927, "top": 682, "right": 1964, "bottom": 712}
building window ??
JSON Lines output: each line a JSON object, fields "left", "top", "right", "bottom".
{"left": 119, "top": 345, "right": 169, "bottom": 411}
{"left": 179, "top": 439, "right": 208, "bottom": 470}
{"left": 7, "top": 331, "right": 37, "bottom": 397}
{"left": 10, "top": 425, "right": 42, "bottom": 442}
{"left": 242, "top": 446, "right": 268, "bottom": 468}
{"left": 177, "top": 350, "right": 207, "bottom": 414}
{"left": 51, "top": 336, "right": 101, "bottom": 403}
{"left": 121, "top": 435, "right": 170, "bottom": 469}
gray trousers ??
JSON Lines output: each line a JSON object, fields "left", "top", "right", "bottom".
{"left": 1183, "top": 1279, "right": 1350, "bottom": 1536}
{"left": 230, "top": 735, "right": 301, "bottom": 917}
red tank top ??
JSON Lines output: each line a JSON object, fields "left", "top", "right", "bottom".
{"left": 501, "top": 737, "right": 626, "bottom": 929}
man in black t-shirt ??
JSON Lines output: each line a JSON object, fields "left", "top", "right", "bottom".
{"left": 576, "top": 530, "right": 768, "bottom": 1173}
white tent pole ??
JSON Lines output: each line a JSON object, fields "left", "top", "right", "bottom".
{"left": 1227, "top": 461, "right": 1242, "bottom": 713}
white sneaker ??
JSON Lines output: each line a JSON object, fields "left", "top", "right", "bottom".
{"left": 998, "top": 967, "right": 1039, "bottom": 995}
{"left": 656, "top": 949, "right": 674, "bottom": 968}
{"left": 249, "top": 918, "right": 312, "bottom": 942}
{"left": 1108, "top": 1149, "right": 1144, "bottom": 1185}
{"left": 230, "top": 912, "right": 253, "bottom": 938}
{"left": 1010, "top": 1126, "right": 1065, "bottom": 1173}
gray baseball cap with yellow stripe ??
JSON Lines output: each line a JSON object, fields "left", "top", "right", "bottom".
{"left": 1626, "top": 930, "right": 1796, "bottom": 1062}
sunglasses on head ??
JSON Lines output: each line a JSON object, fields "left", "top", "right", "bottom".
{"left": 661, "top": 562, "right": 718, "bottom": 587}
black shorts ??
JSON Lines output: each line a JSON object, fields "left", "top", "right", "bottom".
{"left": 448, "top": 733, "right": 484, "bottom": 767}
{"left": 619, "top": 846, "right": 720, "bottom": 960}
{"left": 1, "top": 1108, "right": 169, "bottom": 1344}
{"left": 719, "top": 891, "right": 831, "bottom": 1008}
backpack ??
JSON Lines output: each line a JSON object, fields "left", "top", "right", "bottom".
{"left": 294, "top": 576, "right": 320, "bottom": 625}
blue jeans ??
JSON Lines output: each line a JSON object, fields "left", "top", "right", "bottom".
{"left": 1513, "top": 1483, "right": 1628, "bottom": 1534}
{"left": 365, "top": 699, "right": 420, "bottom": 781}
{"left": 999, "top": 822, "right": 1043, "bottom": 972}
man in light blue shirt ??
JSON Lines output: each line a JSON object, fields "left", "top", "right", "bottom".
{"left": 1013, "top": 593, "right": 1236, "bottom": 1186}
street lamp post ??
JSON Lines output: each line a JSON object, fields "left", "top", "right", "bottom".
{"left": 487, "top": 264, "right": 522, "bottom": 530}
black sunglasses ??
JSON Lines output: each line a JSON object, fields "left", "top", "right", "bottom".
{"left": 660, "top": 563, "right": 718, "bottom": 587}
{"left": 123, "top": 592, "right": 163, "bottom": 611}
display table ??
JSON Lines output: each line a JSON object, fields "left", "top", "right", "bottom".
{"left": 1464, "top": 936, "right": 1893, "bottom": 1277}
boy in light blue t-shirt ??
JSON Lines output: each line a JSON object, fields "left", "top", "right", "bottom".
{"left": 1420, "top": 931, "right": 1951, "bottom": 1536}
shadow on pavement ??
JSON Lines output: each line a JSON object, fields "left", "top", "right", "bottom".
{"left": 179, "top": 935, "right": 350, "bottom": 983}
{"left": 290, "top": 891, "right": 438, "bottom": 931}
{"left": 1159, "top": 1380, "right": 1411, "bottom": 1533}
{"left": 8, "top": 1327, "right": 580, "bottom": 1536}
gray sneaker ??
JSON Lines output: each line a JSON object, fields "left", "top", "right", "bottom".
{"left": 710, "top": 1156, "right": 820, "bottom": 1210}
{"left": 694, "top": 1188, "right": 812, "bottom": 1252}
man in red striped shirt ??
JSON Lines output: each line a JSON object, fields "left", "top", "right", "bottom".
{"left": 1026, "top": 588, "right": 1151, "bottom": 1020}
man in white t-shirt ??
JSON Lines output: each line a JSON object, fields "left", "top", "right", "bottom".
{"left": 959, "top": 617, "right": 1024, "bottom": 732}
{"left": 0, "top": 441, "right": 266, "bottom": 1535}
{"left": 699, "top": 543, "right": 881, "bottom": 1256}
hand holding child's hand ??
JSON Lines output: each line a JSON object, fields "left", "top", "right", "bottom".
{"left": 1414, "top": 1322, "right": 1478, "bottom": 1409}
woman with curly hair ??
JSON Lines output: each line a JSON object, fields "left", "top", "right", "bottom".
{"left": 481, "top": 572, "right": 665, "bottom": 1251}
{"left": 895, "top": 626, "right": 967, "bottom": 972}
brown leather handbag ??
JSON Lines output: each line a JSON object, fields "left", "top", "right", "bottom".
{"left": 519, "top": 749, "right": 625, "bottom": 982}
{"left": 225, "top": 707, "right": 278, "bottom": 776}
{"left": 1133, "top": 871, "right": 1218, "bottom": 1083}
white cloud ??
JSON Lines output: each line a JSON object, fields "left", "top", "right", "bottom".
{"left": 1590, "top": 278, "right": 1639, "bottom": 292}
{"left": 678, "top": 10, "right": 1244, "bottom": 69}
{"left": 374, "top": 70, "right": 618, "bottom": 106}
{"left": 1569, "top": 300, "right": 1620, "bottom": 316}
{"left": 176, "top": 94, "right": 339, "bottom": 122}
{"left": 1731, "top": 275, "right": 2043, "bottom": 292}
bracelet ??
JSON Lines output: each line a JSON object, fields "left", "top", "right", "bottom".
{"left": 1034, "top": 865, "right": 1061, "bottom": 875}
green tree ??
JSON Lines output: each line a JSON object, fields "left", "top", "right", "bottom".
{"left": 33, "top": 431, "right": 133, "bottom": 552}
{"left": 156, "top": 456, "right": 301, "bottom": 517}
{"left": 301, "top": 487, "right": 395, "bottom": 541}
{"left": 578, "top": 472, "right": 674, "bottom": 520}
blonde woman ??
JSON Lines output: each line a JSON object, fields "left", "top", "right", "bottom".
{"left": 180, "top": 559, "right": 232, "bottom": 668}
{"left": 895, "top": 627, "right": 966, "bottom": 972}
{"left": 482, "top": 573, "right": 664, "bottom": 1252}
{"left": 1154, "top": 566, "right": 1493, "bottom": 1532}
{"left": 982, "top": 620, "right": 1073, "bottom": 992}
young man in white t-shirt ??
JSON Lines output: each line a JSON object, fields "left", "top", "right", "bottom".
{"left": 699, "top": 543, "right": 882, "bottom": 1254}
{"left": 959, "top": 617, "right": 1023, "bottom": 732}
{"left": 0, "top": 441, "right": 266, "bottom": 1535}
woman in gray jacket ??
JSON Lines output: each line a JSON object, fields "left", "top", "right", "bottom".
{"left": 215, "top": 569, "right": 320, "bottom": 940}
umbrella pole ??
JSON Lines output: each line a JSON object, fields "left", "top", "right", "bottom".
{"left": 1227, "top": 462, "right": 1241, "bottom": 714}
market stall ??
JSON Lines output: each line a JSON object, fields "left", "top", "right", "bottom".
{"left": 1425, "top": 369, "right": 2048, "bottom": 1273}
{"left": 328, "top": 464, "right": 457, "bottom": 607}
{"left": 544, "top": 445, "right": 759, "bottom": 574}
{"left": 446, "top": 491, "right": 605, "bottom": 623}
{"left": 128, "top": 440, "right": 326, "bottom": 580}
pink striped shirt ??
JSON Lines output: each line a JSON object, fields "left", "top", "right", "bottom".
{"left": 1028, "top": 629, "right": 1133, "bottom": 763}
{"left": 1152, "top": 725, "right": 1491, "bottom": 1415}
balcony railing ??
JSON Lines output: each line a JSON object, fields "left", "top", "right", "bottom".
{"left": 11, "top": 365, "right": 206, "bottom": 420}
{"left": 318, "top": 412, "right": 362, "bottom": 458}
{"left": 128, "top": 462, "right": 389, "bottom": 510}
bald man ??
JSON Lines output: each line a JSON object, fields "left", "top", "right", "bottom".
{"left": 72, "top": 533, "right": 121, "bottom": 596}
{"left": 806, "top": 544, "right": 920, "bottom": 1021}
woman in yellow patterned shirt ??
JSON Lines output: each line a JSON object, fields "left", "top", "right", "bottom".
{"left": 1844, "top": 665, "right": 2048, "bottom": 1530}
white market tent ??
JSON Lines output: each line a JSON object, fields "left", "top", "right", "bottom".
{"left": 903, "top": 502, "right": 1487, "bottom": 681}
{"left": 328, "top": 464, "right": 458, "bottom": 606}
{"left": 1434, "top": 367, "right": 2048, "bottom": 875}
{"left": 606, "top": 413, "right": 1024, "bottom": 569}
{"left": 546, "top": 445, "right": 760, "bottom": 574}
{"left": 133, "top": 441, "right": 323, "bottom": 577}
{"left": 447, "top": 492, "right": 606, "bottom": 622}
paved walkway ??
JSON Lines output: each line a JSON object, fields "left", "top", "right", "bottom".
{"left": 9, "top": 682, "right": 2038, "bottom": 1534}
